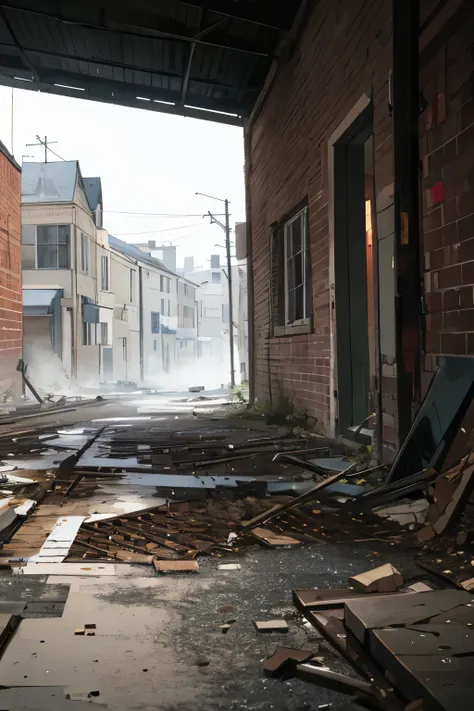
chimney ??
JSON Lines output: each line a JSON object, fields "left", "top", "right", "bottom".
{"left": 157, "top": 245, "right": 177, "bottom": 273}
{"left": 148, "top": 240, "right": 156, "bottom": 249}
{"left": 184, "top": 256, "right": 194, "bottom": 274}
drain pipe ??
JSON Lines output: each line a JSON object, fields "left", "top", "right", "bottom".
{"left": 139, "top": 265, "right": 144, "bottom": 382}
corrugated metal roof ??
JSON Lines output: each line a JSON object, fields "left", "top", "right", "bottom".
{"left": 21, "top": 161, "right": 78, "bottom": 204}
{"left": 0, "top": 1, "right": 305, "bottom": 125}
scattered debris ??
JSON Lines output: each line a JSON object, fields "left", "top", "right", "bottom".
{"left": 263, "top": 646, "right": 315, "bottom": 678}
{"left": 254, "top": 620, "right": 289, "bottom": 633}
{"left": 461, "top": 577, "right": 474, "bottom": 591}
{"left": 408, "top": 582, "right": 433, "bottom": 593}
{"left": 153, "top": 559, "right": 199, "bottom": 574}
{"left": 218, "top": 563, "right": 241, "bottom": 570}
{"left": 252, "top": 527, "right": 301, "bottom": 548}
{"left": 348, "top": 563, "right": 404, "bottom": 593}
{"left": 195, "top": 656, "right": 210, "bottom": 667}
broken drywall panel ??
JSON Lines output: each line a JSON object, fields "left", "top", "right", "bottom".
{"left": 28, "top": 516, "right": 85, "bottom": 563}
{"left": 254, "top": 620, "right": 289, "bottom": 633}
{"left": 14, "top": 499, "right": 36, "bottom": 517}
{"left": 349, "top": 564, "right": 404, "bottom": 593}
{"left": 374, "top": 499, "right": 429, "bottom": 526}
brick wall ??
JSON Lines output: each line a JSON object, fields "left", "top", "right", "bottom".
{"left": 421, "top": 1, "right": 474, "bottom": 381}
{"left": 0, "top": 142, "right": 21, "bottom": 399}
{"left": 247, "top": 0, "right": 395, "bottom": 437}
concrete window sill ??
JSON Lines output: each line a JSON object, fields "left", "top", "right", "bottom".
{"left": 273, "top": 322, "right": 311, "bottom": 337}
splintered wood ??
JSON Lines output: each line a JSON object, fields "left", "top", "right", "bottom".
{"left": 67, "top": 498, "right": 275, "bottom": 562}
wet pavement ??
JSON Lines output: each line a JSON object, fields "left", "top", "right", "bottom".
{"left": 0, "top": 393, "right": 422, "bottom": 711}
{"left": 0, "top": 542, "right": 421, "bottom": 711}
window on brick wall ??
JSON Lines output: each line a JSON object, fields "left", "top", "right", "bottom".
{"left": 271, "top": 205, "right": 311, "bottom": 335}
{"left": 36, "top": 225, "right": 70, "bottom": 269}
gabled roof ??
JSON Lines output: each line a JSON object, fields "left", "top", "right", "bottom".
{"left": 21, "top": 161, "right": 79, "bottom": 204}
{"left": 83, "top": 177, "right": 103, "bottom": 212}
{"left": 108, "top": 234, "right": 176, "bottom": 276}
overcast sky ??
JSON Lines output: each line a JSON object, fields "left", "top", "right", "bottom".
{"left": 0, "top": 86, "right": 245, "bottom": 269}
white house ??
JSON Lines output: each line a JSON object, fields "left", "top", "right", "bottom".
{"left": 21, "top": 161, "right": 109, "bottom": 390}
{"left": 108, "top": 236, "right": 179, "bottom": 384}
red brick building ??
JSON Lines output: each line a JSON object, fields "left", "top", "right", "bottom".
{"left": 245, "top": 0, "right": 474, "bottom": 460}
{"left": 0, "top": 140, "right": 21, "bottom": 400}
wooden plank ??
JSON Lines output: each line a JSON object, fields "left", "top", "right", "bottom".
{"left": 242, "top": 468, "right": 352, "bottom": 530}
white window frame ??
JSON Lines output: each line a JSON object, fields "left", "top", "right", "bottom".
{"left": 283, "top": 207, "right": 309, "bottom": 328}
{"left": 35, "top": 224, "right": 71, "bottom": 269}
{"left": 80, "top": 232, "right": 90, "bottom": 274}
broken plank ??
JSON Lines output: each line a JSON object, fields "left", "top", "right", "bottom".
{"left": 252, "top": 527, "right": 301, "bottom": 548}
{"left": 153, "top": 559, "right": 199, "bottom": 574}
{"left": 241, "top": 468, "right": 354, "bottom": 530}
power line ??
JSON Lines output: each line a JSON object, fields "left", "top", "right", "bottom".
{"left": 45, "top": 145, "right": 67, "bottom": 161}
{"left": 114, "top": 221, "right": 204, "bottom": 236}
{"left": 103, "top": 209, "right": 227, "bottom": 217}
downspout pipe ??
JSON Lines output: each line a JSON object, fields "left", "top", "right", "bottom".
{"left": 139, "top": 265, "right": 144, "bottom": 382}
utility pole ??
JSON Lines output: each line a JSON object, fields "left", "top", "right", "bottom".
{"left": 224, "top": 199, "right": 235, "bottom": 389}
{"left": 196, "top": 191, "right": 236, "bottom": 388}
{"left": 26, "top": 135, "right": 58, "bottom": 163}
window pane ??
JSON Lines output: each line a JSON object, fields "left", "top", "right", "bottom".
{"left": 287, "top": 256, "right": 295, "bottom": 292}
{"left": 293, "top": 252, "right": 303, "bottom": 287}
{"left": 38, "top": 245, "right": 58, "bottom": 268}
{"left": 58, "top": 225, "right": 70, "bottom": 243}
{"left": 294, "top": 284, "right": 304, "bottom": 320}
{"left": 287, "top": 289, "right": 295, "bottom": 324}
{"left": 37, "top": 226, "right": 57, "bottom": 244}
{"left": 290, "top": 217, "right": 302, "bottom": 255}
{"left": 58, "top": 244, "right": 70, "bottom": 268}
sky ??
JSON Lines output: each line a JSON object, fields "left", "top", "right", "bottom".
{"left": 0, "top": 86, "right": 245, "bottom": 270}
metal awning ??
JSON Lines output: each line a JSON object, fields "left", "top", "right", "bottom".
{"left": 83, "top": 303, "right": 100, "bottom": 324}
{"left": 0, "top": 1, "right": 305, "bottom": 125}
{"left": 22, "top": 288, "right": 61, "bottom": 316}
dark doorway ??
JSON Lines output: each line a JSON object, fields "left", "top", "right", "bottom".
{"left": 334, "top": 109, "right": 376, "bottom": 434}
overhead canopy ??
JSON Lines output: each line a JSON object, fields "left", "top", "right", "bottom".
{"left": 22, "top": 288, "right": 61, "bottom": 315}
{"left": 83, "top": 303, "right": 100, "bottom": 324}
{"left": 0, "top": 1, "right": 304, "bottom": 125}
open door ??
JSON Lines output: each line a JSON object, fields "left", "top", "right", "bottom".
{"left": 334, "top": 110, "right": 377, "bottom": 437}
